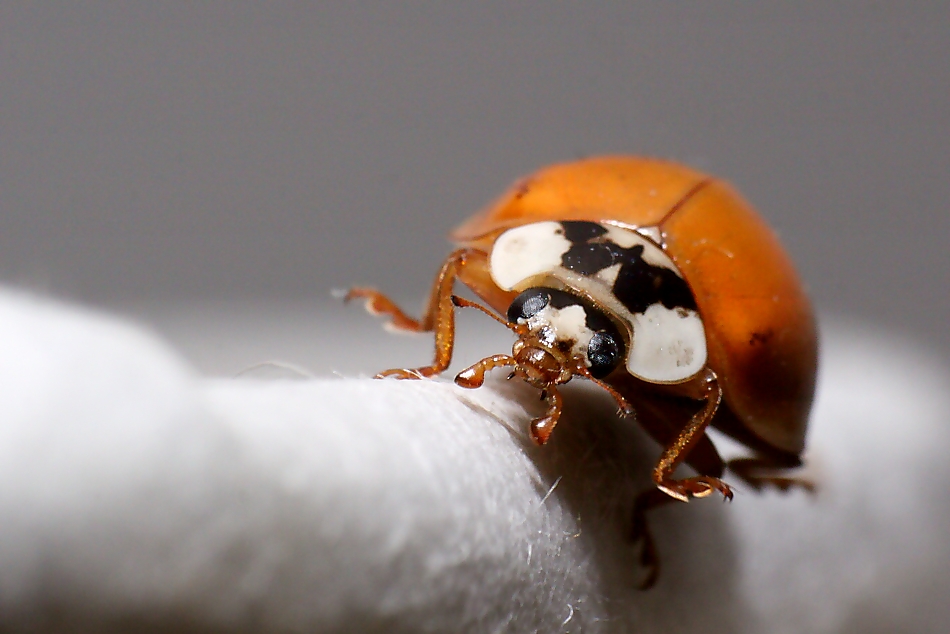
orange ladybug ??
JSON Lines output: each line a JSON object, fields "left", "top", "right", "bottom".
{"left": 347, "top": 156, "right": 817, "bottom": 584}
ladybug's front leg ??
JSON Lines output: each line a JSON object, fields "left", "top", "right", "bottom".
{"left": 346, "top": 248, "right": 477, "bottom": 379}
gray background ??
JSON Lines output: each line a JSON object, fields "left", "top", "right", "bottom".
{"left": 1, "top": 4, "right": 948, "bottom": 356}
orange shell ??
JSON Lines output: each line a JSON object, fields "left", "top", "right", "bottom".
{"left": 452, "top": 156, "right": 816, "bottom": 455}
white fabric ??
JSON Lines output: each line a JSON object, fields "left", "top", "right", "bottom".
{"left": 0, "top": 288, "right": 947, "bottom": 632}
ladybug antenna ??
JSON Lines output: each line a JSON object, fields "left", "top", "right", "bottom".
{"left": 451, "top": 295, "right": 528, "bottom": 335}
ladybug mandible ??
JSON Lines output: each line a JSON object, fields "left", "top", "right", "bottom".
{"left": 347, "top": 156, "right": 817, "bottom": 583}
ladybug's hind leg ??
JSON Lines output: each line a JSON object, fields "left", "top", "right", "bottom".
{"left": 726, "top": 456, "right": 815, "bottom": 494}
{"left": 629, "top": 487, "right": 678, "bottom": 589}
{"left": 346, "top": 248, "right": 481, "bottom": 379}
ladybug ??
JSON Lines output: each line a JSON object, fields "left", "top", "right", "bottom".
{"left": 347, "top": 156, "right": 817, "bottom": 584}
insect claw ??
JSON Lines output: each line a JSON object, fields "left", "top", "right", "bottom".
{"left": 507, "top": 371, "right": 516, "bottom": 380}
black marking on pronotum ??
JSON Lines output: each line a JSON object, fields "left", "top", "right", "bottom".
{"left": 612, "top": 251, "right": 696, "bottom": 314}
{"left": 558, "top": 221, "right": 697, "bottom": 315}
{"left": 560, "top": 221, "right": 607, "bottom": 243}
{"left": 559, "top": 221, "right": 615, "bottom": 275}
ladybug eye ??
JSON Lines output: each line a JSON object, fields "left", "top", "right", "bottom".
{"left": 587, "top": 331, "right": 622, "bottom": 379}
{"left": 507, "top": 288, "right": 551, "bottom": 323}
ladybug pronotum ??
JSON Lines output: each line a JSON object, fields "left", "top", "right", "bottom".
{"left": 347, "top": 156, "right": 817, "bottom": 585}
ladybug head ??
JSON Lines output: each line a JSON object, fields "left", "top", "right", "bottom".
{"left": 453, "top": 286, "right": 633, "bottom": 445}
{"left": 505, "top": 287, "right": 625, "bottom": 385}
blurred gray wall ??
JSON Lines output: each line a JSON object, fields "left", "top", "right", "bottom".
{"left": 1, "top": 4, "right": 948, "bottom": 352}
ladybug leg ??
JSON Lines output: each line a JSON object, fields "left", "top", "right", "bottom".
{"left": 629, "top": 488, "right": 679, "bottom": 589}
{"left": 456, "top": 356, "right": 563, "bottom": 445}
{"left": 530, "top": 387, "right": 563, "bottom": 445}
{"left": 575, "top": 366, "right": 637, "bottom": 418}
{"left": 454, "top": 354, "right": 517, "bottom": 389}
{"left": 650, "top": 370, "right": 734, "bottom": 503}
{"left": 345, "top": 248, "right": 477, "bottom": 332}
{"left": 343, "top": 289, "right": 430, "bottom": 333}
{"left": 726, "top": 456, "right": 816, "bottom": 494}
{"left": 345, "top": 248, "right": 478, "bottom": 379}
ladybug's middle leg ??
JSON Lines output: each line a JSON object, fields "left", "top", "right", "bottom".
{"left": 346, "top": 248, "right": 478, "bottom": 379}
{"left": 649, "top": 369, "right": 734, "bottom": 503}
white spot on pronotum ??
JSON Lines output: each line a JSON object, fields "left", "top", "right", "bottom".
{"left": 595, "top": 262, "right": 622, "bottom": 286}
{"left": 604, "top": 224, "right": 679, "bottom": 273}
{"left": 490, "top": 222, "right": 571, "bottom": 290}
{"left": 604, "top": 224, "right": 643, "bottom": 248}
{"left": 626, "top": 303, "right": 706, "bottom": 383}
{"left": 634, "top": 236, "right": 680, "bottom": 274}
{"left": 635, "top": 225, "right": 663, "bottom": 244}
